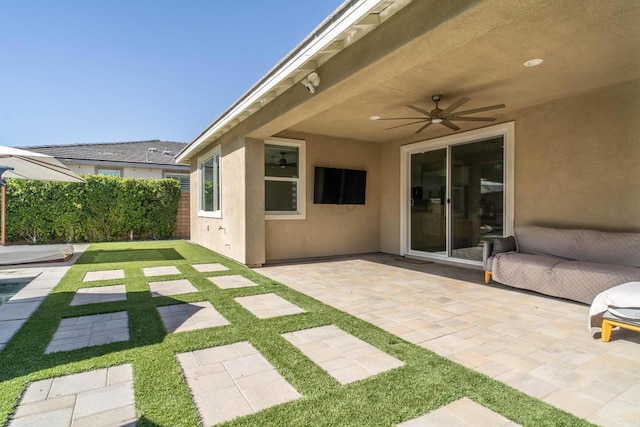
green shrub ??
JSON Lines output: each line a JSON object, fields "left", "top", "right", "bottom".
{"left": 4, "top": 175, "right": 181, "bottom": 243}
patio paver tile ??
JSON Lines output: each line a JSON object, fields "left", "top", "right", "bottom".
{"left": 70, "top": 285, "right": 127, "bottom": 306}
{"left": 208, "top": 275, "right": 258, "bottom": 289}
{"left": 9, "top": 365, "right": 135, "bottom": 427}
{"left": 157, "top": 301, "right": 230, "bottom": 333}
{"left": 398, "top": 397, "right": 520, "bottom": 427}
{"left": 177, "top": 341, "right": 300, "bottom": 426}
{"left": 149, "top": 279, "right": 198, "bottom": 297}
{"left": 82, "top": 270, "right": 124, "bottom": 282}
{"left": 45, "top": 312, "right": 129, "bottom": 353}
{"left": 234, "top": 293, "right": 306, "bottom": 319}
{"left": 282, "top": 325, "right": 404, "bottom": 385}
{"left": 192, "top": 263, "right": 229, "bottom": 273}
{"left": 142, "top": 266, "right": 181, "bottom": 277}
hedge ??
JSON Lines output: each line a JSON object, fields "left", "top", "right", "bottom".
{"left": 5, "top": 175, "right": 182, "bottom": 243}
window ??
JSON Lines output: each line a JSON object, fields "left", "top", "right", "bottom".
{"left": 198, "top": 147, "right": 221, "bottom": 217}
{"left": 165, "top": 173, "right": 190, "bottom": 191}
{"left": 265, "top": 138, "right": 305, "bottom": 219}
{"left": 98, "top": 169, "right": 121, "bottom": 177}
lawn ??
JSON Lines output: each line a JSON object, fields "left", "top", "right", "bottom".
{"left": 0, "top": 240, "right": 592, "bottom": 426}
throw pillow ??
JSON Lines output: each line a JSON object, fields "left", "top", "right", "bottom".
{"left": 491, "top": 236, "right": 516, "bottom": 256}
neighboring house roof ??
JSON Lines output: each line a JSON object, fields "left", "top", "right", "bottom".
{"left": 24, "top": 140, "right": 189, "bottom": 170}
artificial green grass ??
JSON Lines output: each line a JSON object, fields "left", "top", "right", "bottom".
{"left": 0, "top": 240, "right": 594, "bottom": 426}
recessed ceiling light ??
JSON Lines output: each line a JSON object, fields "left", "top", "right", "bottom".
{"left": 369, "top": 115, "right": 381, "bottom": 121}
{"left": 524, "top": 58, "right": 544, "bottom": 67}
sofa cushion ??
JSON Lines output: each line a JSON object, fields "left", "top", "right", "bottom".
{"left": 493, "top": 251, "right": 640, "bottom": 304}
{"left": 492, "top": 252, "right": 563, "bottom": 297}
{"left": 551, "top": 260, "right": 640, "bottom": 304}
{"left": 515, "top": 226, "right": 640, "bottom": 268}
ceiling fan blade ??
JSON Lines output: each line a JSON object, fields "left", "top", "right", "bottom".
{"left": 415, "top": 121, "right": 433, "bottom": 133}
{"left": 385, "top": 120, "right": 429, "bottom": 130}
{"left": 405, "top": 105, "right": 432, "bottom": 117}
{"left": 375, "top": 117, "right": 426, "bottom": 121}
{"left": 441, "top": 97, "right": 470, "bottom": 115}
{"left": 452, "top": 104, "right": 505, "bottom": 116}
{"left": 448, "top": 116, "right": 497, "bottom": 122}
{"left": 441, "top": 120, "right": 461, "bottom": 131}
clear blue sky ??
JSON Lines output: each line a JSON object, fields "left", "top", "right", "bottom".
{"left": 0, "top": 0, "right": 344, "bottom": 147}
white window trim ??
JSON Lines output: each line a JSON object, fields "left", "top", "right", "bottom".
{"left": 265, "top": 137, "right": 306, "bottom": 220}
{"left": 197, "top": 146, "right": 222, "bottom": 218}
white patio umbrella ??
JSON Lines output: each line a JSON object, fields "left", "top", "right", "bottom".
{"left": 0, "top": 145, "right": 86, "bottom": 245}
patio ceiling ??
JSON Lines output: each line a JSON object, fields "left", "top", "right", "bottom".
{"left": 249, "top": 0, "right": 640, "bottom": 144}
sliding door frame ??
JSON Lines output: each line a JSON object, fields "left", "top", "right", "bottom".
{"left": 399, "top": 121, "right": 515, "bottom": 265}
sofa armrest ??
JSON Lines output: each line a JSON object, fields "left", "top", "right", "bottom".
{"left": 482, "top": 241, "right": 494, "bottom": 270}
{"left": 483, "top": 236, "right": 517, "bottom": 270}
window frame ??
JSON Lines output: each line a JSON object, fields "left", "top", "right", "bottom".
{"left": 265, "top": 137, "right": 306, "bottom": 220}
{"left": 197, "top": 146, "right": 222, "bottom": 218}
{"left": 164, "top": 172, "right": 190, "bottom": 192}
{"left": 97, "top": 168, "right": 121, "bottom": 177}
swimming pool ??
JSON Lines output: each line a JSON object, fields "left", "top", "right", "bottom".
{"left": 0, "top": 278, "right": 33, "bottom": 306}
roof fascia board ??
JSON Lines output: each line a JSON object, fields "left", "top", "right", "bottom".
{"left": 176, "top": 0, "right": 386, "bottom": 163}
{"left": 58, "top": 158, "right": 190, "bottom": 170}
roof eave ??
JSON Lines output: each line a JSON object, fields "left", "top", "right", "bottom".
{"left": 176, "top": 0, "right": 412, "bottom": 163}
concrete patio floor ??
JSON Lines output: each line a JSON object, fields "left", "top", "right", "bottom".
{"left": 256, "top": 253, "right": 640, "bottom": 427}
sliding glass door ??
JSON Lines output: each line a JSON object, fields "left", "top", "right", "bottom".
{"left": 407, "top": 131, "right": 508, "bottom": 263}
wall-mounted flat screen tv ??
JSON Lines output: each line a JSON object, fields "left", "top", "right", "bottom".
{"left": 314, "top": 167, "right": 367, "bottom": 205}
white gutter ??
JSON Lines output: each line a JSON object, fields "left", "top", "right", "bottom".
{"left": 177, "top": 0, "right": 411, "bottom": 163}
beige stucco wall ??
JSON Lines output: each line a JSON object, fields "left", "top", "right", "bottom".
{"left": 265, "top": 133, "right": 381, "bottom": 262}
{"left": 379, "top": 79, "right": 640, "bottom": 255}
{"left": 513, "top": 79, "right": 640, "bottom": 232}
{"left": 191, "top": 135, "right": 264, "bottom": 265}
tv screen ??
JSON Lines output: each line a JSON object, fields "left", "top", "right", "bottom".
{"left": 314, "top": 167, "right": 367, "bottom": 205}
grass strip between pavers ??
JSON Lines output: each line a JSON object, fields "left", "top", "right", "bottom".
{"left": 0, "top": 240, "right": 594, "bottom": 426}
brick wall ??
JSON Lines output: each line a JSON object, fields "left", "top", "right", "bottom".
{"left": 174, "top": 192, "right": 190, "bottom": 239}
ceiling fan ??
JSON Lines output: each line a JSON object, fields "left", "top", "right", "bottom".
{"left": 272, "top": 152, "right": 296, "bottom": 168}
{"left": 371, "top": 95, "right": 505, "bottom": 133}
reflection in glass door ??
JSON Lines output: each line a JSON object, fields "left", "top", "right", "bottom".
{"left": 451, "top": 138, "right": 504, "bottom": 261}
{"left": 410, "top": 149, "right": 446, "bottom": 254}
{"left": 409, "top": 137, "right": 504, "bottom": 262}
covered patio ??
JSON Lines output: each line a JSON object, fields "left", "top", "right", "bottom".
{"left": 257, "top": 254, "right": 640, "bottom": 426}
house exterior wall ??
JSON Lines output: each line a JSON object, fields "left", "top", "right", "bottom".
{"left": 189, "top": 134, "right": 266, "bottom": 266}
{"left": 265, "top": 133, "right": 381, "bottom": 262}
{"left": 512, "top": 79, "right": 640, "bottom": 231}
{"left": 122, "top": 167, "right": 162, "bottom": 179}
{"left": 378, "top": 79, "right": 640, "bottom": 255}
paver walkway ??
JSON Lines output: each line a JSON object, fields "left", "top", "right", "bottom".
{"left": 9, "top": 364, "right": 136, "bottom": 427}
{"left": 176, "top": 341, "right": 301, "bottom": 425}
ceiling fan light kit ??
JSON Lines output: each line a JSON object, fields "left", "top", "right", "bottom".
{"left": 372, "top": 94, "right": 505, "bottom": 134}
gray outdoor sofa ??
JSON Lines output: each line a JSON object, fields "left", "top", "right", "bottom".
{"left": 483, "top": 225, "right": 640, "bottom": 304}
